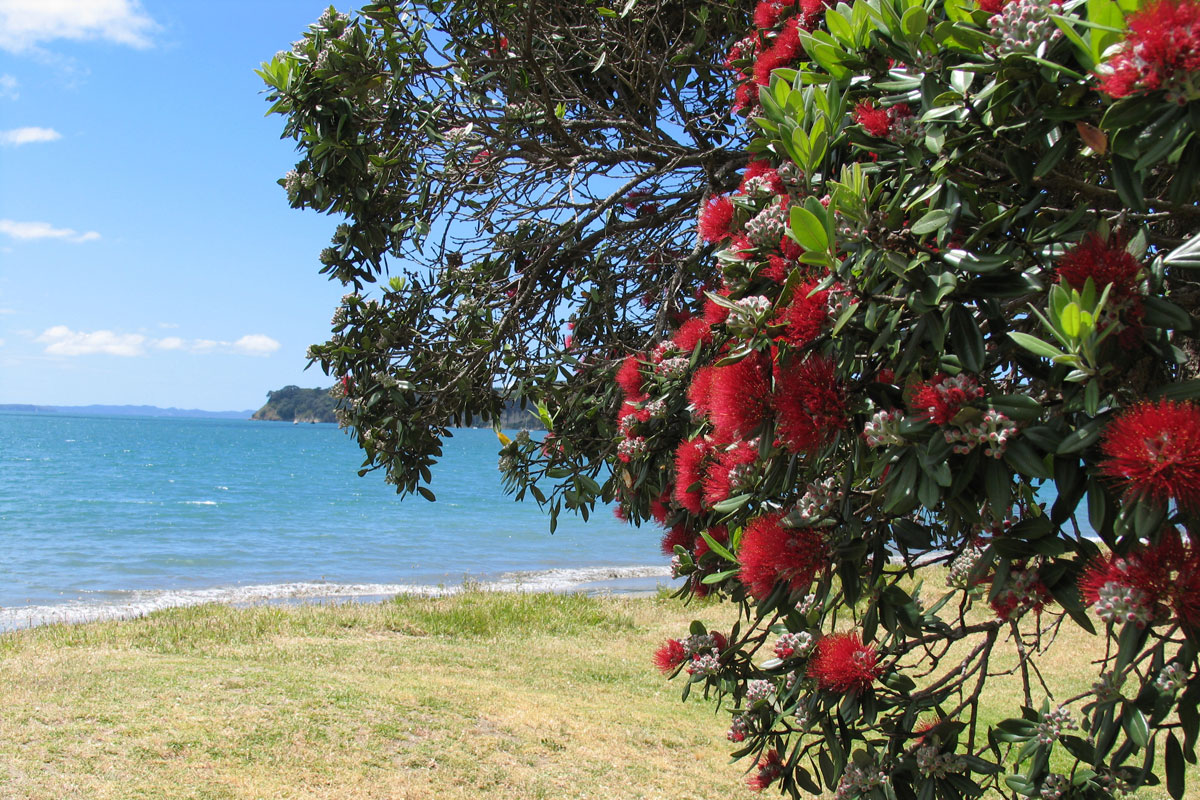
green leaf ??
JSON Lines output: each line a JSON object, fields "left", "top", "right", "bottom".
{"left": 790, "top": 205, "right": 829, "bottom": 252}
{"left": 901, "top": 5, "right": 928, "bottom": 37}
{"left": 711, "top": 493, "right": 751, "bottom": 515}
{"left": 911, "top": 209, "right": 951, "bottom": 236}
{"left": 1056, "top": 421, "right": 1103, "bottom": 454}
{"left": 1122, "top": 704, "right": 1149, "bottom": 749}
{"left": 1167, "top": 732, "right": 1186, "bottom": 800}
{"left": 948, "top": 304, "right": 985, "bottom": 372}
{"left": 1143, "top": 296, "right": 1194, "bottom": 332}
{"left": 1009, "top": 331, "right": 1068, "bottom": 359}
{"left": 699, "top": 529, "right": 738, "bottom": 563}
{"left": 1004, "top": 438, "right": 1052, "bottom": 479}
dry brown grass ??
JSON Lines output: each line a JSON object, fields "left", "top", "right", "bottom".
{"left": 0, "top": 592, "right": 745, "bottom": 800}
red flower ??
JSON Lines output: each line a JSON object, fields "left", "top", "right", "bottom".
{"left": 855, "top": 101, "right": 894, "bottom": 137}
{"left": 855, "top": 101, "right": 914, "bottom": 138}
{"left": 979, "top": 0, "right": 1008, "bottom": 12}
{"left": 710, "top": 351, "right": 773, "bottom": 440}
{"left": 910, "top": 373, "right": 983, "bottom": 426}
{"left": 699, "top": 195, "right": 736, "bottom": 242}
{"left": 752, "top": 20, "right": 803, "bottom": 85}
{"left": 673, "top": 317, "right": 713, "bottom": 353}
{"left": 1100, "top": 400, "right": 1200, "bottom": 511}
{"left": 740, "top": 159, "right": 786, "bottom": 195}
{"left": 653, "top": 639, "right": 688, "bottom": 673}
{"left": 732, "top": 81, "right": 758, "bottom": 114}
{"left": 703, "top": 291, "right": 732, "bottom": 325}
{"left": 650, "top": 490, "right": 673, "bottom": 526}
{"left": 674, "top": 437, "right": 713, "bottom": 514}
{"left": 747, "top": 749, "right": 785, "bottom": 791}
{"left": 807, "top": 631, "right": 882, "bottom": 692}
{"left": 702, "top": 440, "right": 759, "bottom": 506}
{"left": 773, "top": 280, "right": 829, "bottom": 348}
{"left": 754, "top": 0, "right": 791, "bottom": 30}
{"left": 738, "top": 511, "right": 828, "bottom": 599}
{"left": 773, "top": 355, "right": 846, "bottom": 453}
{"left": 1098, "top": 0, "right": 1200, "bottom": 103}
{"left": 660, "top": 523, "right": 694, "bottom": 556}
{"left": 1056, "top": 233, "right": 1143, "bottom": 299}
{"left": 615, "top": 354, "right": 647, "bottom": 402}
{"left": 687, "top": 365, "right": 717, "bottom": 419}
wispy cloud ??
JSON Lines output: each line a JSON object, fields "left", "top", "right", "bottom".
{"left": 37, "top": 326, "right": 145, "bottom": 356}
{"left": 0, "top": 74, "right": 16, "bottom": 99}
{"left": 0, "top": 0, "right": 158, "bottom": 54}
{"left": 0, "top": 219, "right": 99, "bottom": 243}
{"left": 0, "top": 126, "right": 60, "bottom": 146}
{"left": 36, "top": 326, "right": 281, "bottom": 358}
{"left": 0, "top": 308, "right": 15, "bottom": 315}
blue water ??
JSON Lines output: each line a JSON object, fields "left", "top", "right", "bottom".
{"left": 0, "top": 412, "right": 668, "bottom": 627}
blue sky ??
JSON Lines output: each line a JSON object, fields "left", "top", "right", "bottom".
{"left": 0, "top": 1, "right": 355, "bottom": 410}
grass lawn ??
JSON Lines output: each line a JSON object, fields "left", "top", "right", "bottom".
{"left": 0, "top": 586, "right": 1194, "bottom": 799}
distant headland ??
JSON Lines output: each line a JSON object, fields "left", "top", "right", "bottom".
{"left": 252, "top": 385, "right": 546, "bottom": 429}
{"left": 251, "top": 386, "right": 337, "bottom": 423}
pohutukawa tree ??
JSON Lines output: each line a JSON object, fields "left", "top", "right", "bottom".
{"left": 265, "top": 0, "right": 1200, "bottom": 797}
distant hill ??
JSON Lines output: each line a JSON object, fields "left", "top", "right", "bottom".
{"left": 251, "top": 386, "right": 545, "bottom": 429}
{"left": 0, "top": 404, "right": 254, "bottom": 420}
{"left": 251, "top": 386, "right": 337, "bottom": 423}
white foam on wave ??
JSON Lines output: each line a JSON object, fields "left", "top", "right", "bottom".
{"left": 182, "top": 500, "right": 217, "bottom": 506}
{"left": 0, "top": 565, "right": 674, "bottom": 631}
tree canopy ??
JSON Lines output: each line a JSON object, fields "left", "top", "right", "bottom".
{"left": 266, "top": 0, "right": 1200, "bottom": 797}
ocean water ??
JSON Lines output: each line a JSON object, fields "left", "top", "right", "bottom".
{"left": 0, "top": 412, "right": 670, "bottom": 628}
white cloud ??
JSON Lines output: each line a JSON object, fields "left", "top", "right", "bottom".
{"left": 0, "top": 126, "right": 60, "bottom": 146}
{"left": 232, "top": 334, "right": 281, "bottom": 356}
{"left": 0, "top": 307, "right": 14, "bottom": 315}
{"left": 0, "top": 74, "right": 16, "bottom": 99}
{"left": 37, "top": 325, "right": 145, "bottom": 356}
{"left": 36, "top": 327, "right": 281, "bottom": 358}
{"left": 0, "top": 339, "right": 6, "bottom": 347}
{"left": 0, "top": 0, "right": 157, "bottom": 53}
{"left": 0, "top": 219, "right": 99, "bottom": 243}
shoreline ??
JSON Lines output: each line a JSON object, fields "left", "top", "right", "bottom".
{"left": 0, "top": 564, "right": 675, "bottom": 632}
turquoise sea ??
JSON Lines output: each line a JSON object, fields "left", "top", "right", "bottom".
{"left": 0, "top": 412, "right": 669, "bottom": 629}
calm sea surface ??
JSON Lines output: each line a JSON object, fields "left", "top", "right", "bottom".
{"left": 0, "top": 412, "right": 669, "bottom": 628}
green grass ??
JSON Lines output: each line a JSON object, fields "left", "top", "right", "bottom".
{"left": 0, "top": 587, "right": 1194, "bottom": 799}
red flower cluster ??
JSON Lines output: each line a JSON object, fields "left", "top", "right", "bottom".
{"left": 709, "top": 351, "right": 773, "bottom": 440}
{"left": 773, "top": 280, "right": 829, "bottom": 348}
{"left": 738, "top": 511, "right": 828, "bottom": 598}
{"left": 702, "top": 439, "right": 759, "bottom": 505}
{"left": 699, "top": 195, "right": 735, "bottom": 242}
{"left": 1079, "top": 532, "right": 1200, "bottom": 630}
{"left": 615, "top": 354, "right": 647, "bottom": 402}
{"left": 1056, "top": 233, "right": 1143, "bottom": 299}
{"left": 910, "top": 373, "right": 984, "bottom": 425}
{"left": 673, "top": 316, "right": 713, "bottom": 353}
{"left": 854, "top": 101, "right": 913, "bottom": 138}
{"left": 1099, "top": 400, "right": 1200, "bottom": 511}
{"left": 1098, "top": 0, "right": 1200, "bottom": 103}
{"left": 674, "top": 436, "right": 714, "bottom": 514}
{"left": 653, "top": 638, "right": 687, "bottom": 673}
{"left": 773, "top": 355, "right": 847, "bottom": 453}
{"left": 746, "top": 748, "right": 785, "bottom": 791}
{"left": 806, "top": 631, "right": 882, "bottom": 692}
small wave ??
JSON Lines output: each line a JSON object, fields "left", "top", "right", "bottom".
{"left": 0, "top": 565, "right": 673, "bottom": 631}
{"left": 216, "top": 486, "right": 229, "bottom": 491}
{"left": 181, "top": 500, "right": 217, "bottom": 506}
